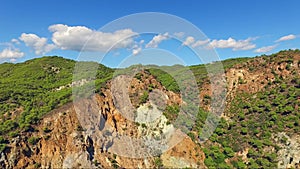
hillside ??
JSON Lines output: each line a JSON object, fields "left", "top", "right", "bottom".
{"left": 0, "top": 56, "right": 113, "bottom": 136}
{"left": 0, "top": 50, "right": 299, "bottom": 168}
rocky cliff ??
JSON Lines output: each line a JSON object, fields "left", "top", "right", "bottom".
{"left": 0, "top": 50, "right": 299, "bottom": 168}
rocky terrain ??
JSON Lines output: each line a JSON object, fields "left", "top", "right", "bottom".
{"left": 0, "top": 50, "right": 299, "bottom": 168}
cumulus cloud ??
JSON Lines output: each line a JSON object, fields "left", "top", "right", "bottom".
{"left": 131, "top": 41, "right": 144, "bottom": 55}
{"left": 0, "top": 48, "right": 24, "bottom": 62}
{"left": 132, "top": 47, "right": 142, "bottom": 55}
{"left": 209, "top": 37, "right": 256, "bottom": 51}
{"left": 275, "top": 34, "right": 296, "bottom": 42}
{"left": 254, "top": 45, "right": 277, "bottom": 53}
{"left": 192, "top": 39, "right": 210, "bottom": 47}
{"left": 19, "top": 33, "right": 56, "bottom": 55}
{"left": 182, "top": 36, "right": 195, "bottom": 46}
{"left": 49, "top": 24, "right": 137, "bottom": 52}
{"left": 145, "top": 32, "right": 169, "bottom": 48}
{"left": 181, "top": 36, "right": 255, "bottom": 50}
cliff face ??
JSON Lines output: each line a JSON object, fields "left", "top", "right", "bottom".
{"left": 0, "top": 71, "right": 206, "bottom": 169}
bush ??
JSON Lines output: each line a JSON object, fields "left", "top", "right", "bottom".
{"left": 8, "top": 131, "right": 19, "bottom": 137}
{"left": 43, "top": 127, "right": 51, "bottom": 133}
{"left": 163, "top": 105, "right": 179, "bottom": 122}
{"left": 241, "top": 128, "right": 248, "bottom": 135}
{"left": 28, "top": 136, "right": 39, "bottom": 145}
{"left": 34, "top": 162, "right": 41, "bottom": 169}
{"left": 232, "top": 159, "right": 246, "bottom": 169}
{"left": 139, "top": 91, "right": 149, "bottom": 104}
{"left": 0, "top": 143, "right": 7, "bottom": 152}
{"left": 141, "top": 123, "right": 147, "bottom": 128}
{"left": 0, "top": 136, "right": 6, "bottom": 144}
{"left": 223, "top": 147, "right": 234, "bottom": 157}
{"left": 187, "top": 132, "right": 196, "bottom": 141}
{"left": 204, "top": 156, "right": 215, "bottom": 168}
{"left": 154, "top": 157, "right": 163, "bottom": 168}
{"left": 76, "top": 125, "right": 84, "bottom": 131}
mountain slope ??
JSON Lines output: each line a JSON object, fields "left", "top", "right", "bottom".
{"left": 200, "top": 50, "right": 300, "bottom": 168}
{"left": 0, "top": 56, "right": 113, "bottom": 137}
{"left": 0, "top": 50, "right": 299, "bottom": 168}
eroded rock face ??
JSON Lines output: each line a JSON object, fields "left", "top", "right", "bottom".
{"left": 3, "top": 52, "right": 298, "bottom": 168}
{"left": 0, "top": 72, "right": 206, "bottom": 168}
{"left": 274, "top": 132, "right": 300, "bottom": 168}
{"left": 161, "top": 137, "right": 206, "bottom": 168}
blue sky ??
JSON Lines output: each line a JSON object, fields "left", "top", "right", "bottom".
{"left": 0, "top": 0, "right": 300, "bottom": 67}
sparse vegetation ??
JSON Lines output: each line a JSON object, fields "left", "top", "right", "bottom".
{"left": 139, "top": 91, "right": 149, "bottom": 104}
{"left": 154, "top": 157, "right": 163, "bottom": 168}
{"left": 28, "top": 136, "right": 39, "bottom": 145}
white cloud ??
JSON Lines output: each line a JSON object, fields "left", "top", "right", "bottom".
{"left": 132, "top": 47, "right": 142, "bottom": 55}
{"left": 19, "top": 33, "right": 56, "bottom": 55}
{"left": 182, "top": 36, "right": 195, "bottom": 46}
{"left": 254, "top": 45, "right": 277, "bottom": 53}
{"left": 10, "top": 58, "right": 17, "bottom": 62}
{"left": 209, "top": 37, "right": 256, "bottom": 51}
{"left": 145, "top": 32, "right": 169, "bottom": 48}
{"left": 49, "top": 24, "right": 137, "bottom": 52}
{"left": 0, "top": 48, "right": 24, "bottom": 62}
{"left": 139, "top": 40, "right": 145, "bottom": 45}
{"left": 174, "top": 32, "right": 185, "bottom": 38}
{"left": 275, "top": 34, "right": 296, "bottom": 42}
{"left": 192, "top": 39, "right": 210, "bottom": 47}
{"left": 181, "top": 36, "right": 210, "bottom": 48}
{"left": 11, "top": 38, "right": 20, "bottom": 44}
{"left": 131, "top": 41, "right": 143, "bottom": 56}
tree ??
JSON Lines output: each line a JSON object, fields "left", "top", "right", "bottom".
{"left": 224, "top": 147, "right": 234, "bottom": 157}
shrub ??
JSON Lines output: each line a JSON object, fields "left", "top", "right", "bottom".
{"left": 8, "top": 131, "right": 19, "bottom": 137}
{"left": 76, "top": 125, "right": 84, "bottom": 131}
{"left": 34, "top": 162, "right": 41, "bottom": 169}
{"left": 232, "top": 159, "right": 246, "bottom": 169}
{"left": 0, "top": 144, "right": 7, "bottom": 152}
{"left": 241, "top": 128, "right": 248, "bottom": 135}
{"left": 43, "top": 127, "right": 51, "bottom": 133}
{"left": 28, "top": 136, "right": 39, "bottom": 145}
{"left": 224, "top": 147, "right": 234, "bottom": 157}
{"left": 154, "top": 157, "right": 163, "bottom": 168}
{"left": 0, "top": 136, "right": 6, "bottom": 144}
{"left": 139, "top": 91, "right": 149, "bottom": 104}
{"left": 187, "top": 132, "right": 196, "bottom": 141}
{"left": 204, "top": 156, "right": 215, "bottom": 168}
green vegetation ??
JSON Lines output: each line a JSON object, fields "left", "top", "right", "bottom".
{"left": 198, "top": 50, "right": 300, "bottom": 168}
{"left": 0, "top": 56, "right": 113, "bottom": 138}
{"left": 0, "top": 50, "right": 299, "bottom": 168}
{"left": 148, "top": 57, "right": 250, "bottom": 93}
{"left": 34, "top": 162, "right": 41, "bottom": 169}
{"left": 154, "top": 157, "right": 163, "bottom": 168}
{"left": 0, "top": 143, "right": 7, "bottom": 152}
{"left": 163, "top": 104, "right": 179, "bottom": 122}
{"left": 139, "top": 91, "right": 149, "bottom": 104}
{"left": 28, "top": 136, "right": 39, "bottom": 145}
{"left": 42, "top": 127, "right": 51, "bottom": 133}
{"left": 149, "top": 68, "right": 180, "bottom": 93}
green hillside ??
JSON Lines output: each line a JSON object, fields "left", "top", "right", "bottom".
{"left": 0, "top": 56, "right": 113, "bottom": 138}
{"left": 0, "top": 50, "right": 299, "bottom": 168}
